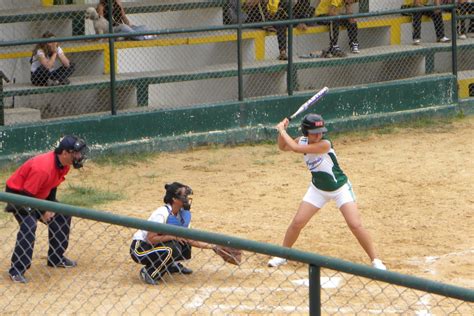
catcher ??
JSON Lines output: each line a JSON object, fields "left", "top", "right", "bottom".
{"left": 130, "top": 182, "right": 242, "bottom": 285}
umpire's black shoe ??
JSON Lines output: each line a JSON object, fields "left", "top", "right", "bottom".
{"left": 47, "top": 257, "right": 77, "bottom": 268}
{"left": 168, "top": 262, "right": 193, "bottom": 275}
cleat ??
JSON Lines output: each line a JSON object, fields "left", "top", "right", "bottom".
{"left": 47, "top": 257, "right": 77, "bottom": 268}
{"left": 139, "top": 267, "right": 157, "bottom": 285}
{"left": 413, "top": 38, "right": 421, "bottom": 45}
{"left": 268, "top": 257, "right": 288, "bottom": 267}
{"left": 372, "top": 259, "right": 387, "bottom": 270}
{"left": 168, "top": 262, "right": 193, "bottom": 275}
{"left": 458, "top": 34, "right": 467, "bottom": 40}
{"left": 10, "top": 273, "right": 27, "bottom": 283}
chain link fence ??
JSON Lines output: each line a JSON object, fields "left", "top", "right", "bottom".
{"left": 0, "top": 1, "right": 473, "bottom": 124}
{"left": 0, "top": 199, "right": 473, "bottom": 314}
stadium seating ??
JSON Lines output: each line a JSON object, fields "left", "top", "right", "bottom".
{"left": 0, "top": 2, "right": 472, "bottom": 121}
{"left": 458, "top": 70, "right": 474, "bottom": 98}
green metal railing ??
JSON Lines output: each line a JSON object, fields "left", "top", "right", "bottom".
{"left": 0, "top": 191, "right": 473, "bottom": 315}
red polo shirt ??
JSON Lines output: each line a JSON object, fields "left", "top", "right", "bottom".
{"left": 6, "top": 152, "right": 70, "bottom": 199}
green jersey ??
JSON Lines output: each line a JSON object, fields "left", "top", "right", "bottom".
{"left": 299, "top": 136, "right": 348, "bottom": 191}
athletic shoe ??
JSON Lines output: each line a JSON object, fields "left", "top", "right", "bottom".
{"left": 458, "top": 34, "right": 467, "bottom": 40}
{"left": 139, "top": 267, "right": 157, "bottom": 285}
{"left": 350, "top": 42, "right": 360, "bottom": 54}
{"left": 47, "top": 257, "right": 77, "bottom": 268}
{"left": 372, "top": 259, "right": 387, "bottom": 270}
{"left": 267, "top": 257, "right": 288, "bottom": 267}
{"left": 9, "top": 273, "right": 27, "bottom": 283}
{"left": 437, "top": 36, "right": 450, "bottom": 43}
{"left": 168, "top": 262, "right": 193, "bottom": 275}
{"left": 413, "top": 38, "right": 421, "bottom": 45}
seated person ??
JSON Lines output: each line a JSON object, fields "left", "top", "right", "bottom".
{"left": 224, "top": 0, "right": 289, "bottom": 60}
{"left": 401, "top": 0, "right": 450, "bottom": 45}
{"left": 130, "top": 182, "right": 216, "bottom": 285}
{"left": 315, "top": 0, "right": 360, "bottom": 58}
{"left": 97, "top": 0, "right": 154, "bottom": 41}
{"left": 30, "top": 31, "right": 75, "bottom": 86}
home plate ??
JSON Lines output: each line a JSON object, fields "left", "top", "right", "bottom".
{"left": 292, "top": 277, "right": 342, "bottom": 289}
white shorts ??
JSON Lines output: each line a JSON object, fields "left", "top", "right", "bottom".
{"left": 302, "top": 181, "right": 356, "bottom": 209}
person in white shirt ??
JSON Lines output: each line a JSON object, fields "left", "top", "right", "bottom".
{"left": 30, "top": 31, "right": 75, "bottom": 86}
{"left": 130, "top": 182, "right": 215, "bottom": 285}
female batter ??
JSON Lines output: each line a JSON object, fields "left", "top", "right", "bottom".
{"left": 268, "top": 114, "right": 387, "bottom": 270}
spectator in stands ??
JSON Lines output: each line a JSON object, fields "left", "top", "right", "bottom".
{"left": 457, "top": 0, "right": 474, "bottom": 39}
{"left": 402, "top": 0, "right": 450, "bottom": 45}
{"left": 97, "top": 0, "right": 154, "bottom": 41}
{"left": 224, "top": 0, "right": 289, "bottom": 60}
{"left": 30, "top": 32, "right": 75, "bottom": 86}
{"left": 315, "top": 0, "right": 360, "bottom": 58}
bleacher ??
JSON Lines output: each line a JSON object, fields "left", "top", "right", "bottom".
{"left": 0, "top": 1, "right": 473, "bottom": 124}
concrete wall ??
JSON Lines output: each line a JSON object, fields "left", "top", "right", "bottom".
{"left": 0, "top": 74, "right": 459, "bottom": 163}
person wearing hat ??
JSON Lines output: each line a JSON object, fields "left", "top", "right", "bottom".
{"left": 4, "top": 135, "right": 88, "bottom": 283}
{"left": 267, "top": 114, "right": 387, "bottom": 270}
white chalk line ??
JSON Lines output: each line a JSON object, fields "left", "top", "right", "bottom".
{"left": 406, "top": 248, "right": 474, "bottom": 315}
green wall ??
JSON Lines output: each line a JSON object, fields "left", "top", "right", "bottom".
{"left": 0, "top": 75, "right": 459, "bottom": 164}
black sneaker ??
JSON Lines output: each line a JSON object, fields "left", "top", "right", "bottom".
{"left": 168, "top": 262, "right": 193, "bottom": 275}
{"left": 47, "top": 257, "right": 77, "bottom": 268}
{"left": 139, "top": 267, "right": 157, "bottom": 285}
{"left": 350, "top": 42, "right": 360, "bottom": 54}
{"left": 10, "top": 273, "right": 27, "bottom": 283}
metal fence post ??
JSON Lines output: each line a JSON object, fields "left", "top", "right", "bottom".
{"left": 309, "top": 264, "right": 321, "bottom": 316}
{"left": 0, "top": 71, "right": 10, "bottom": 126}
{"left": 107, "top": 0, "right": 117, "bottom": 115}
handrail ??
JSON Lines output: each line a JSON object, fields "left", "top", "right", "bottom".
{"left": 0, "top": 191, "right": 472, "bottom": 302}
{"left": 0, "top": 5, "right": 457, "bottom": 48}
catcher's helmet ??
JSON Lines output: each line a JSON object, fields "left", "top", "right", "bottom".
{"left": 301, "top": 114, "right": 327, "bottom": 136}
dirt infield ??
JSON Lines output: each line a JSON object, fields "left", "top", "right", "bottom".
{"left": 1, "top": 116, "right": 473, "bottom": 313}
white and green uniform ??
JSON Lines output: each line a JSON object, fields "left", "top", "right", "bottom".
{"left": 300, "top": 136, "right": 347, "bottom": 191}
{"left": 300, "top": 136, "right": 356, "bottom": 209}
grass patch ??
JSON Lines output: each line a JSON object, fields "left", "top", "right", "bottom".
{"left": 91, "top": 151, "right": 157, "bottom": 167}
{"left": 60, "top": 184, "right": 123, "bottom": 208}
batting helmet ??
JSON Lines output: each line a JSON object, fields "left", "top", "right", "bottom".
{"left": 301, "top": 114, "right": 327, "bottom": 136}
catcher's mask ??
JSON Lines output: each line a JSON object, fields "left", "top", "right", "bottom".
{"left": 55, "top": 135, "right": 89, "bottom": 169}
{"left": 301, "top": 113, "right": 327, "bottom": 136}
{"left": 176, "top": 185, "right": 193, "bottom": 210}
{"left": 164, "top": 182, "right": 193, "bottom": 210}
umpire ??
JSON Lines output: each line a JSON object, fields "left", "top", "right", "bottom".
{"left": 5, "top": 135, "right": 88, "bottom": 283}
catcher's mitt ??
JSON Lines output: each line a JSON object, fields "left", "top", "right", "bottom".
{"left": 212, "top": 245, "right": 242, "bottom": 265}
